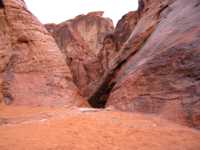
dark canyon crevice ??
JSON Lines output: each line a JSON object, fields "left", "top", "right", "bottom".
{"left": 0, "top": 0, "right": 200, "bottom": 131}
{"left": 0, "top": 0, "right": 4, "bottom": 9}
{"left": 44, "top": 0, "right": 200, "bottom": 129}
{"left": 88, "top": 0, "right": 171, "bottom": 108}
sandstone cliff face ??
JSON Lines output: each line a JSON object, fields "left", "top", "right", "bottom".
{"left": 45, "top": 12, "right": 114, "bottom": 97}
{"left": 1, "top": 0, "right": 199, "bottom": 129}
{"left": 0, "top": 1, "right": 200, "bottom": 149}
{"left": 114, "top": 11, "right": 139, "bottom": 50}
{"left": 89, "top": 0, "right": 200, "bottom": 129}
{"left": 0, "top": 0, "right": 85, "bottom": 106}
{"left": 98, "top": 11, "right": 139, "bottom": 74}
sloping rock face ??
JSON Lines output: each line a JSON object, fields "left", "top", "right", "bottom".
{"left": 89, "top": 0, "right": 200, "bottom": 129}
{"left": 98, "top": 11, "right": 139, "bottom": 73}
{"left": 114, "top": 11, "right": 139, "bottom": 50}
{"left": 45, "top": 12, "right": 114, "bottom": 97}
{"left": 0, "top": 0, "right": 85, "bottom": 106}
{"left": 98, "top": 11, "right": 141, "bottom": 78}
{"left": 87, "top": 11, "right": 140, "bottom": 107}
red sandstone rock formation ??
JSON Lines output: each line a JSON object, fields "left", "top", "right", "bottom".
{"left": 114, "top": 11, "right": 139, "bottom": 50}
{"left": 45, "top": 12, "right": 114, "bottom": 97}
{"left": 0, "top": 0, "right": 86, "bottom": 107}
{"left": 1, "top": 0, "right": 199, "bottom": 130}
{"left": 0, "top": 1, "right": 200, "bottom": 149}
{"left": 89, "top": 0, "right": 200, "bottom": 129}
{"left": 98, "top": 11, "right": 139, "bottom": 73}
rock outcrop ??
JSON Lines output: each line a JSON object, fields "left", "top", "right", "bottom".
{"left": 45, "top": 12, "right": 114, "bottom": 97}
{"left": 0, "top": 0, "right": 85, "bottom": 106}
{"left": 1, "top": 0, "right": 199, "bottom": 130}
{"left": 114, "top": 11, "right": 139, "bottom": 50}
{"left": 89, "top": 0, "right": 200, "bottom": 129}
{"left": 0, "top": 1, "right": 200, "bottom": 149}
{"left": 98, "top": 11, "right": 139, "bottom": 75}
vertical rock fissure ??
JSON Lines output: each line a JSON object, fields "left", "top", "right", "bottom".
{"left": 1, "top": 2, "right": 15, "bottom": 105}
{"left": 88, "top": 27, "right": 156, "bottom": 108}
{"left": 88, "top": 2, "right": 171, "bottom": 108}
{"left": 2, "top": 55, "right": 16, "bottom": 105}
{"left": 0, "top": 0, "right": 4, "bottom": 9}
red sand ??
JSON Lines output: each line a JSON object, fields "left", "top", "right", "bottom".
{"left": 0, "top": 105, "right": 200, "bottom": 150}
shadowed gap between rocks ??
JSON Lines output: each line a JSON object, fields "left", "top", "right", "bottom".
{"left": 88, "top": 20, "right": 162, "bottom": 108}
{"left": 88, "top": 48, "right": 143, "bottom": 108}
{"left": 88, "top": 35, "right": 152, "bottom": 108}
{"left": 87, "top": 60, "right": 126, "bottom": 108}
{"left": 88, "top": 1, "right": 170, "bottom": 108}
{"left": 0, "top": 0, "right": 4, "bottom": 9}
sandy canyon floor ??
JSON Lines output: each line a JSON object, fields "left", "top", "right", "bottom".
{"left": 0, "top": 105, "right": 200, "bottom": 150}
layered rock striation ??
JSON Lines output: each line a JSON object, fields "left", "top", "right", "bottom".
{"left": 88, "top": 0, "right": 200, "bottom": 129}
{"left": 0, "top": 0, "right": 85, "bottom": 107}
{"left": 1, "top": 0, "right": 199, "bottom": 129}
{"left": 45, "top": 12, "right": 114, "bottom": 97}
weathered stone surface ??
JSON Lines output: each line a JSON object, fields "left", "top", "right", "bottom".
{"left": 97, "top": 11, "right": 139, "bottom": 74}
{"left": 114, "top": 11, "right": 139, "bottom": 50}
{"left": 0, "top": 0, "right": 86, "bottom": 107}
{"left": 45, "top": 12, "right": 114, "bottom": 97}
{"left": 89, "top": 0, "right": 200, "bottom": 129}
{"left": 0, "top": 0, "right": 4, "bottom": 8}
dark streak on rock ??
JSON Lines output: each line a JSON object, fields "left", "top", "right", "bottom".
{"left": 0, "top": 0, "right": 4, "bottom": 9}
{"left": 138, "top": 0, "right": 145, "bottom": 13}
{"left": 194, "top": 1, "right": 200, "bottom": 8}
{"left": 88, "top": 25, "right": 156, "bottom": 108}
{"left": 2, "top": 55, "right": 18, "bottom": 105}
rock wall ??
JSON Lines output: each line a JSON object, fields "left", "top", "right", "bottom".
{"left": 1, "top": 0, "right": 199, "bottom": 129}
{"left": 45, "top": 12, "right": 114, "bottom": 97}
{"left": 89, "top": 0, "right": 200, "bottom": 129}
{"left": 98, "top": 11, "right": 139, "bottom": 74}
{"left": 0, "top": 0, "right": 86, "bottom": 107}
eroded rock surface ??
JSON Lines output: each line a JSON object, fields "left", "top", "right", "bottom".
{"left": 0, "top": 0, "right": 85, "bottom": 107}
{"left": 89, "top": 0, "right": 200, "bottom": 129}
{"left": 45, "top": 12, "right": 114, "bottom": 97}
